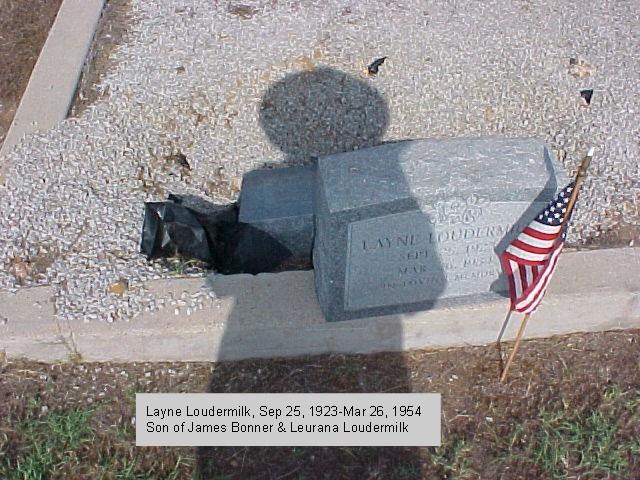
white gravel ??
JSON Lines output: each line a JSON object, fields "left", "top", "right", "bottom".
{"left": 0, "top": 0, "right": 638, "bottom": 322}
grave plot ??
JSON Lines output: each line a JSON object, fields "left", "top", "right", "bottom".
{"left": 0, "top": 0, "right": 638, "bottom": 330}
{"left": 0, "top": 2, "right": 638, "bottom": 478}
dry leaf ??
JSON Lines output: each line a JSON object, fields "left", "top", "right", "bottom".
{"left": 108, "top": 279, "right": 129, "bottom": 296}
{"left": 9, "top": 258, "right": 30, "bottom": 284}
{"left": 484, "top": 106, "right": 496, "bottom": 122}
{"left": 569, "top": 60, "right": 594, "bottom": 78}
{"left": 295, "top": 55, "right": 315, "bottom": 71}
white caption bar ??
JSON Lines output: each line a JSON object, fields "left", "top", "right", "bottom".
{"left": 136, "top": 393, "right": 440, "bottom": 446}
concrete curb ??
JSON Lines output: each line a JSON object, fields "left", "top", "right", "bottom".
{"left": 0, "top": 0, "right": 105, "bottom": 176}
{"left": 2, "top": 247, "right": 639, "bottom": 363}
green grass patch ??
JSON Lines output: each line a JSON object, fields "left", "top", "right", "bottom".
{"left": 1, "top": 400, "right": 95, "bottom": 480}
{"left": 507, "top": 387, "right": 640, "bottom": 479}
{"left": 431, "top": 439, "right": 476, "bottom": 479}
{"left": 0, "top": 398, "right": 195, "bottom": 479}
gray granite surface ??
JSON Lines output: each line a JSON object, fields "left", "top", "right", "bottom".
{"left": 314, "top": 138, "right": 570, "bottom": 321}
{"left": 239, "top": 166, "right": 316, "bottom": 258}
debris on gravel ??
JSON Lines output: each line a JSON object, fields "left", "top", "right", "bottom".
{"left": 0, "top": 0, "right": 638, "bottom": 323}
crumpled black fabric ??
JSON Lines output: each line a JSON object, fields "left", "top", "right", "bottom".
{"left": 140, "top": 195, "right": 292, "bottom": 274}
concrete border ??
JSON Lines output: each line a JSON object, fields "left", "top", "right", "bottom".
{"left": 2, "top": 247, "right": 638, "bottom": 362}
{"left": 0, "top": 0, "right": 105, "bottom": 178}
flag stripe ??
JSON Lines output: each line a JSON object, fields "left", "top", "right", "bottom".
{"left": 523, "top": 226, "right": 558, "bottom": 241}
{"left": 527, "top": 222, "right": 562, "bottom": 235}
{"left": 519, "top": 264, "right": 528, "bottom": 290}
{"left": 502, "top": 250, "right": 549, "bottom": 266}
{"left": 505, "top": 244, "right": 552, "bottom": 262}
{"left": 506, "top": 260, "right": 518, "bottom": 307}
{"left": 518, "top": 232, "right": 557, "bottom": 248}
{"left": 511, "top": 260, "right": 523, "bottom": 299}
{"left": 510, "top": 239, "right": 555, "bottom": 255}
{"left": 525, "top": 265, "right": 534, "bottom": 287}
{"left": 515, "top": 245, "right": 564, "bottom": 313}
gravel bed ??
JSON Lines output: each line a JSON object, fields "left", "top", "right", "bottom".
{"left": 0, "top": 0, "right": 638, "bottom": 323}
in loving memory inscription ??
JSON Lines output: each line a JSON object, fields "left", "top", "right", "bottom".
{"left": 345, "top": 196, "right": 531, "bottom": 311}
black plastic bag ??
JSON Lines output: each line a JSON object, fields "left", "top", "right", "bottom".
{"left": 140, "top": 201, "right": 215, "bottom": 264}
{"left": 140, "top": 195, "right": 292, "bottom": 274}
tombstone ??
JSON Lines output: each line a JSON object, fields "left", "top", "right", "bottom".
{"left": 238, "top": 165, "right": 316, "bottom": 261}
{"left": 313, "top": 137, "right": 569, "bottom": 321}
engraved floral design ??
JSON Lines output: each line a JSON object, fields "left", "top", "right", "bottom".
{"left": 424, "top": 195, "right": 487, "bottom": 225}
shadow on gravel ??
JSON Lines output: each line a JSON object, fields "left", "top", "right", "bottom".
{"left": 196, "top": 67, "right": 428, "bottom": 478}
{"left": 258, "top": 66, "right": 390, "bottom": 166}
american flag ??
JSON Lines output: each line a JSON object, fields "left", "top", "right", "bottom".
{"left": 500, "top": 183, "right": 575, "bottom": 314}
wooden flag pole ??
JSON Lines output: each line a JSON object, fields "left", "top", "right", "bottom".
{"left": 500, "top": 148, "right": 593, "bottom": 383}
{"left": 500, "top": 313, "right": 531, "bottom": 382}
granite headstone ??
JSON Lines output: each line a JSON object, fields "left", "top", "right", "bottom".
{"left": 238, "top": 165, "right": 315, "bottom": 260}
{"left": 313, "top": 137, "right": 569, "bottom": 321}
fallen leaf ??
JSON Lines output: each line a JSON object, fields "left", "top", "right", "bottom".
{"left": 484, "top": 106, "right": 496, "bottom": 122}
{"left": 580, "top": 89, "right": 593, "bottom": 105}
{"left": 367, "top": 56, "right": 387, "bottom": 76}
{"left": 9, "top": 258, "right": 30, "bottom": 284}
{"left": 164, "top": 152, "right": 190, "bottom": 170}
{"left": 295, "top": 55, "right": 315, "bottom": 71}
{"left": 569, "top": 59, "right": 594, "bottom": 78}
{"left": 108, "top": 280, "right": 129, "bottom": 296}
{"left": 228, "top": 4, "right": 258, "bottom": 19}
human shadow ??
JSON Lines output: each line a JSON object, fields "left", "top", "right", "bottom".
{"left": 194, "top": 69, "right": 568, "bottom": 477}
{"left": 196, "top": 68, "right": 440, "bottom": 479}
{"left": 258, "top": 66, "right": 390, "bottom": 166}
{"left": 313, "top": 140, "right": 447, "bottom": 321}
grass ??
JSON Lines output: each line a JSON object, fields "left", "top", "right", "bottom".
{"left": 1, "top": 383, "right": 638, "bottom": 480}
{"left": 0, "top": 399, "right": 194, "bottom": 480}
{"left": 1, "top": 330, "right": 639, "bottom": 479}
{"left": 387, "top": 462, "right": 424, "bottom": 480}
{"left": 431, "top": 439, "right": 476, "bottom": 479}
{"left": 158, "top": 256, "right": 208, "bottom": 276}
{"left": 505, "top": 386, "right": 640, "bottom": 479}
{"left": 2, "top": 400, "right": 94, "bottom": 480}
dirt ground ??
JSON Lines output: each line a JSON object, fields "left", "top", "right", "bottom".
{"left": 1, "top": 328, "right": 638, "bottom": 479}
{"left": 0, "top": 0, "right": 62, "bottom": 146}
{"left": 70, "top": 0, "right": 132, "bottom": 117}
